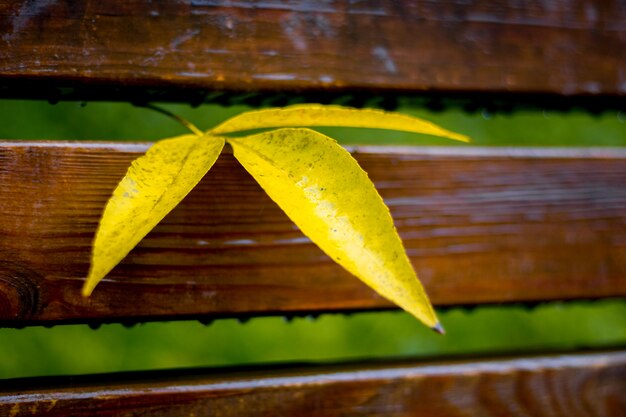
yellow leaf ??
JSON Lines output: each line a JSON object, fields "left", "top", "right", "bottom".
{"left": 211, "top": 104, "right": 469, "bottom": 143}
{"left": 82, "top": 134, "right": 225, "bottom": 296}
{"left": 228, "top": 128, "right": 440, "bottom": 329}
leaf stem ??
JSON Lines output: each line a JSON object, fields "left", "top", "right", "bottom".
{"left": 137, "top": 104, "right": 204, "bottom": 136}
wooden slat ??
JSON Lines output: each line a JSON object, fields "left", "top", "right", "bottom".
{"left": 1, "top": 351, "right": 624, "bottom": 416}
{"left": 0, "top": 0, "right": 624, "bottom": 102}
{"left": 0, "top": 142, "right": 625, "bottom": 326}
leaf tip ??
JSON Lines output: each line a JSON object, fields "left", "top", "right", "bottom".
{"left": 81, "top": 276, "right": 98, "bottom": 298}
{"left": 449, "top": 132, "right": 471, "bottom": 143}
{"left": 431, "top": 321, "right": 446, "bottom": 335}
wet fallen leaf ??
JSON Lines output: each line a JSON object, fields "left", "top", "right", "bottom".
{"left": 228, "top": 128, "right": 440, "bottom": 329}
{"left": 211, "top": 104, "right": 469, "bottom": 143}
{"left": 83, "top": 134, "right": 224, "bottom": 296}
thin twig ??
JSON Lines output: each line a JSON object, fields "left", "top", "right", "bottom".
{"left": 136, "top": 103, "right": 204, "bottom": 136}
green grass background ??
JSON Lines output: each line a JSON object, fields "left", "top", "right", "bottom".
{"left": 0, "top": 100, "right": 625, "bottom": 379}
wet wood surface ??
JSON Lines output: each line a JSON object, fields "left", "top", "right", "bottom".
{"left": 1, "top": 142, "right": 625, "bottom": 326}
{"left": 0, "top": 0, "right": 624, "bottom": 102}
{"left": 1, "top": 350, "right": 624, "bottom": 416}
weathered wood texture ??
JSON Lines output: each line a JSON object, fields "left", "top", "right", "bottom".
{"left": 0, "top": 0, "right": 625, "bottom": 102}
{"left": 1, "top": 351, "right": 624, "bottom": 416}
{"left": 1, "top": 142, "right": 625, "bottom": 326}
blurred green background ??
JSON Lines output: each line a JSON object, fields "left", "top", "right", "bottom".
{"left": 0, "top": 99, "right": 625, "bottom": 379}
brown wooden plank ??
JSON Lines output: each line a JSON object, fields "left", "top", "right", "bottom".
{"left": 0, "top": 142, "right": 625, "bottom": 326}
{"left": 1, "top": 350, "right": 624, "bottom": 416}
{"left": 0, "top": 0, "right": 624, "bottom": 102}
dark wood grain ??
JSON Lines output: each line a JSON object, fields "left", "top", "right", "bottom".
{"left": 0, "top": 142, "right": 625, "bottom": 326}
{"left": 0, "top": 0, "right": 624, "bottom": 102}
{"left": 1, "top": 350, "right": 624, "bottom": 416}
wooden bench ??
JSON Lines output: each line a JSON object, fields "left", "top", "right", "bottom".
{"left": 1, "top": 1, "right": 625, "bottom": 415}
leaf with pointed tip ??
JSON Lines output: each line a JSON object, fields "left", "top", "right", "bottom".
{"left": 82, "top": 134, "right": 225, "bottom": 296}
{"left": 228, "top": 128, "right": 440, "bottom": 329}
{"left": 211, "top": 104, "right": 469, "bottom": 143}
